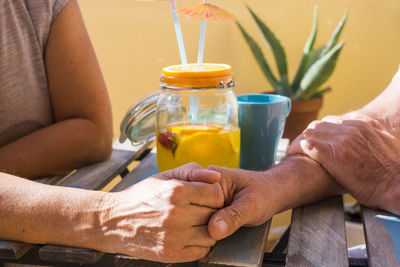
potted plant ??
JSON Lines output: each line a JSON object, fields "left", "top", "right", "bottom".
{"left": 237, "top": 6, "right": 348, "bottom": 141}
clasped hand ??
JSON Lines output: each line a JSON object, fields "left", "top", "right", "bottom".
{"left": 98, "top": 163, "right": 277, "bottom": 263}
{"left": 287, "top": 114, "right": 400, "bottom": 215}
{"left": 98, "top": 164, "right": 224, "bottom": 263}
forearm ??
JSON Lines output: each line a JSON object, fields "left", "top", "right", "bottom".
{"left": 288, "top": 71, "right": 400, "bottom": 215}
{"left": 355, "top": 69, "right": 400, "bottom": 135}
{"left": 0, "top": 118, "right": 112, "bottom": 178}
{"left": 0, "top": 172, "right": 106, "bottom": 249}
{"left": 264, "top": 154, "right": 344, "bottom": 214}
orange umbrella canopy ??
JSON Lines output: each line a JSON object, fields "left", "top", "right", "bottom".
{"left": 177, "top": 3, "right": 236, "bottom": 21}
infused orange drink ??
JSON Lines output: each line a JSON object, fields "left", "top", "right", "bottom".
{"left": 155, "top": 63, "right": 239, "bottom": 171}
{"left": 157, "top": 124, "right": 240, "bottom": 171}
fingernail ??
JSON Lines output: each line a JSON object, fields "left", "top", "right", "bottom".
{"left": 216, "top": 219, "right": 228, "bottom": 235}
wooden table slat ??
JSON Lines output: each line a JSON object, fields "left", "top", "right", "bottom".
{"left": 362, "top": 207, "right": 400, "bottom": 267}
{"left": 286, "top": 196, "right": 348, "bottom": 267}
{"left": 200, "top": 221, "right": 271, "bottom": 267}
{"left": 38, "top": 245, "right": 104, "bottom": 264}
{"left": 114, "top": 254, "right": 198, "bottom": 267}
{"left": 34, "top": 175, "right": 64, "bottom": 185}
{"left": 111, "top": 150, "right": 158, "bottom": 192}
{"left": 57, "top": 145, "right": 149, "bottom": 190}
{"left": 0, "top": 241, "right": 34, "bottom": 260}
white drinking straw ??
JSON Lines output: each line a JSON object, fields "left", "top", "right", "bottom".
{"left": 169, "top": 0, "right": 187, "bottom": 66}
{"left": 197, "top": 0, "right": 208, "bottom": 69}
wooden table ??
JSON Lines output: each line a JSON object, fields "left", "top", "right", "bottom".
{"left": 0, "top": 141, "right": 399, "bottom": 267}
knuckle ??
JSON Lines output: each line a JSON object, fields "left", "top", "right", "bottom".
{"left": 213, "top": 184, "right": 224, "bottom": 207}
{"left": 298, "top": 137, "right": 331, "bottom": 163}
{"left": 307, "top": 120, "right": 322, "bottom": 130}
{"left": 321, "top": 115, "right": 340, "bottom": 123}
{"left": 207, "top": 165, "right": 221, "bottom": 172}
{"left": 167, "top": 181, "right": 187, "bottom": 201}
{"left": 186, "top": 162, "right": 202, "bottom": 169}
{"left": 172, "top": 182, "right": 185, "bottom": 193}
{"left": 299, "top": 137, "right": 316, "bottom": 153}
{"left": 171, "top": 180, "right": 186, "bottom": 196}
{"left": 180, "top": 162, "right": 202, "bottom": 177}
{"left": 184, "top": 162, "right": 201, "bottom": 172}
{"left": 302, "top": 127, "right": 318, "bottom": 139}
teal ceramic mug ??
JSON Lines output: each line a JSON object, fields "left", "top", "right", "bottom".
{"left": 238, "top": 94, "right": 291, "bottom": 171}
{"left": 375, "top": 215, "right": 400, "bottom": 262}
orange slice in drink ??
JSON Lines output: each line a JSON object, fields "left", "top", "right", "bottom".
{"left": 174, "top": 132, "right": 233, "bottom": 167}
{"left": 167, "top": 124, "right": 222, "bottom": 135}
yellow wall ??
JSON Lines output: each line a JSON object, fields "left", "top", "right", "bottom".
{"left": 78, "top": 0, "right": 400, "bottom": 137}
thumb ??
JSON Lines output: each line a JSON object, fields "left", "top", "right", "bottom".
{"left": 188, "top": 168, "right": 221, "bottom": 184}
{"left": 208, "top": 199, "right": 248, "bottom": 240}
{"left": 161, "top": 163, "right": 221, "bottom": 184}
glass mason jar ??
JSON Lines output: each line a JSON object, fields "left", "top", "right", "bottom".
{"left": 120, "top": 63, "right": 240, "bottom": 172}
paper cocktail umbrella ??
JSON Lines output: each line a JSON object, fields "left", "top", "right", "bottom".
{"left": 177, "top": 0, "right": 236, "bottom": 69}
{"left": 138, "top": 0, "right": 187, "bottom": 66}
{"left": 177, "top": 1, "right": 236, "bottom": 21}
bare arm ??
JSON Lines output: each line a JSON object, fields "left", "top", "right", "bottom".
{"left": 0, "top": 0, "right": 113, "bottom": 178}
{"left": 0, "top": 164, "right": 224, "bottom": 262}
{"left": 357, "top": 66, "right": 400, "bottom": 134}
{"left": 0, "top": 172, "right": 107, "bottom": 247}
{"left": 287, "top": 67, "right": 400, "bottom": 215}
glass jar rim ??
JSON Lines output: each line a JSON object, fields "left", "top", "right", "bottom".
{"left": 161, "top": 63, "right": 235, "bottom": 89}
{"left": 160, "top": 74, "right": 235, "bottom": 89}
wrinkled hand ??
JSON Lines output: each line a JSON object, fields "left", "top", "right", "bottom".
{"left": 99, "top": 163, "right": 224, "bottom": 263}
{"left": 287, "top": 114, "right": 400, "bottom": 214}
{"left": 203, "top": 167, "right": 276, "bottom": 240}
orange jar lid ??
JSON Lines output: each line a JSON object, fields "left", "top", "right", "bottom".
{"left": 161, "top": 63, "right": 234, "bottom": 89}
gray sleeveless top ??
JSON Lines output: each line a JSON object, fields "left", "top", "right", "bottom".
{"left": 0, "top": 0, "right": 69, "bottom": 146}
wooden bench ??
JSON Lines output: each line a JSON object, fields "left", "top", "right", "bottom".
{"left": 0, "top": 142, "right": 399, "bottom": 267}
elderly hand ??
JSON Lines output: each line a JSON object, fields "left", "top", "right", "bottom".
{"left": 203, "top": 166, "right": 279, "bottom": 240}
{"left": 203, "top": 152, "right": 343, "bottom": 241}
{"left": 98, "top": 163, "right": 224, "bottom": 263}
{"left": 287, "top": 114, "right": 400, "bottom": 215}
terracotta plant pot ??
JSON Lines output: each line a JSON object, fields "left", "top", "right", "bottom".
{"left": 283, "top": 96, "right": 323, "bottom": 142}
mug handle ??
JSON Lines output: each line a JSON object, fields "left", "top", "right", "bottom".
{"left": 284, "top": 98, "right": 292, "bottom": 117}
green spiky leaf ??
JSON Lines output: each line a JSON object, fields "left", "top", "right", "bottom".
{"left": 247, "top": 6, "right": 290, "bottom": 95}
{"left": 236, "top": 21, "right": 283, "bottom": 94}
{"left": 291, "top": 5, "right": 319, "bottom": 92}
{"left": 306, "top": 46, "right": 325, "bottom": 70}
{"left": 295, "top": 41, "right": 345, "bottom": 100}
{"left": 321, "top": 9, "right": 348, "bottom": 56}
